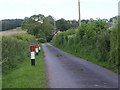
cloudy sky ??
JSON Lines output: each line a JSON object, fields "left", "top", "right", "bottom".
{"left": 0, "top": 0, "right": 119, "bottom": 20}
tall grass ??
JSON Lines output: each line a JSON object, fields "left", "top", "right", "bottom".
{"left": 2, "top": 33, "right": 36, "bottom": 74}
{"left": 53, "top": 20, "right": 119, "bottom": 73}
{"left": 2, "top": 47, "right": 46, "bottom": 88}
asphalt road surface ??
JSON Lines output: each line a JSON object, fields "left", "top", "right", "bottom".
{"left": 42, "top": 43, "right": 118, "bottom": 88}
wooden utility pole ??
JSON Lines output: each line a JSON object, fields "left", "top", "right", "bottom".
{"left": 118, "top": 1, "right": 120, "bottom": 66}
{"left": 52, "top": 17, "right": 56, "bottom": 32}
{"left": 78, "top": 0, "right": 81, "bottom": 26}
{"left": 118, "top": 1, "right": 120, "bottom": 17}
{"left": 54, "top": 18, "right": 56, "bottom": 32}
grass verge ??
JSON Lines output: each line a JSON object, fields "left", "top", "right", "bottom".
{"left": 2, "top": 47, "right": 46, "bottom": 88}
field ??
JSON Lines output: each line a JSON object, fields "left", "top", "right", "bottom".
{"left": 0, "top": 27, "right": 26, "bottom": 36}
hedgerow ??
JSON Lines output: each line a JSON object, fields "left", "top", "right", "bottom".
{"left": 2, "top": 33, "right": 36, "bottom": 74}
{"left": 53, "top": 20, "right": 119, "bottom": 72}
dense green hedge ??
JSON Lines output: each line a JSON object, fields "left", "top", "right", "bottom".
{"left": 53, "top": 20, "right": 119, "bottom": 70}
{"left": 2, "top": 33, "right": 36, "bottom": 74}
{"left": 37, "top": 38, "right": 46, "bottom": 43}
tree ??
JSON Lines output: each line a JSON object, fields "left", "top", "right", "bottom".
{"left": 56, "top": 18, "right": 70, "bottom": 31}
{"left": 91, "top": 20, "right": 109, "bottom": 34}
{"left": 2, "top": 19, "right": 24, "bottom": 31}
{"left": 22, "top": 14, "right": 54, "bottom": 41}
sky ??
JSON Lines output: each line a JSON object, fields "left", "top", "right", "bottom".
{"left": 0, "top": 0, "right": 119, "bottom": 20}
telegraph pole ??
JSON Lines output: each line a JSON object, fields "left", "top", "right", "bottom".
{"left": 118, "top": 1, "right": 120, "bottom": 66}
{"left": 52, "top": 16, "right": 56, "bottom": 32}
{"left": 54, "top": 18, "right": 56, "bottom": 32}
{"left": 78, "top": 0, "right": 81, "bottom": 26}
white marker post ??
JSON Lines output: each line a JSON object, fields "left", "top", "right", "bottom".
{"left": 38, "top": 42, "right": 41, "bottom": 52}
{"left": 38, "top": 45, "right": 41, "bottom": 52}
{"left": 30, "top": 45, "right": 35, "bottom": 66}
{"left": 35, "top": 44, "right": 39, "bottom": 56}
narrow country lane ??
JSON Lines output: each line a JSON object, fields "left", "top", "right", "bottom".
{"left": 42, "top": 43, "right": 118, "bottom": 88}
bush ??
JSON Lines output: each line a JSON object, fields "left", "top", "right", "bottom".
{"left": 109, "top": 24, "right": 118, "bottom": 65}
{"left": 2, "top": 33, "right": 36, "bottom": 74}
{"left": 53, "top": 20, "right": 119, "bottom": 69}
{"left": 15, "top": 33, "right": 36, "bottom": 44}
{"left": 37, "top": 38, "right": 46, "bottom": 43}
{"left": 97, "top": 31, "right": 110, "bottom": 61}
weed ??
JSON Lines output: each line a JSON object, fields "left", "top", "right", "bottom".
{"left": 77, "top": 68, "right": 84, "bottom": 71}
{"left": 56, "top": 54, "right": 62, "bottom": 57}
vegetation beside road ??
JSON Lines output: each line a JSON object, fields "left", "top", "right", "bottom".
{"left": 53, "top": 20, "right": 119, "bottom": 74}
{"left": 2, "top": 33, "right": 36, "bottom": 74}
{"left": 2, "top": 33, "right": 46, "bottom": 88}
{"left": 2, "top": 47, "right": 46, "bottom": 88}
